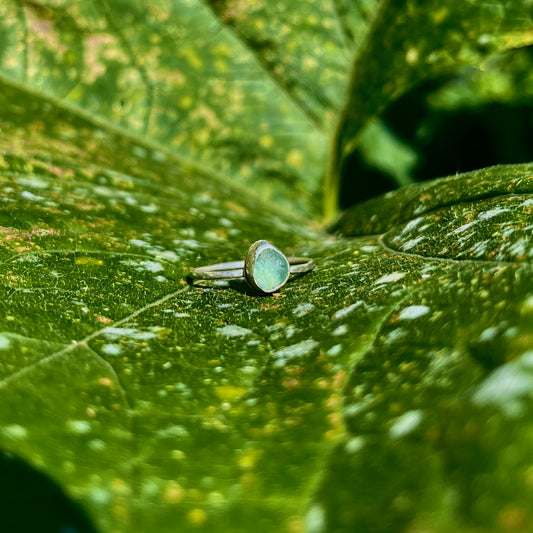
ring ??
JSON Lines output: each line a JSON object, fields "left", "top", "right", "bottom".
{"left": 189, "top": 240, "right": 315, "bottom": 294}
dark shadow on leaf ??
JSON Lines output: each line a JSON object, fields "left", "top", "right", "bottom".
{"left": 340, "top": 64, "right": 533, "bottom": 209}
{"left": 187, "top": 275, "right": 266, "bottom": 297}
{"left": 0, "top": 450, "right": 98, "bottom": 533}
{"left": 187, "top": 273, "right": 312, "bottom": 296}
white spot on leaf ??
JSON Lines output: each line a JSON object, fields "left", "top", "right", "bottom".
{"left": 142, "top": 260, "right": 164, "bottom": 273}
{"left": 402, "top": 217, "right": 424, "bottom": 232}
{"left": 102, "top": 344, "right": 122, "bottom": 356}
{"left": 217, "top": 325, "right": 253, "bottom": 337}
{"left": 21, "top": 190, "right": 44, "bottom": 201}
{"left": 345, "top": 436, "right": 365, "bottom": 454}
{"left": 0, "top": 334, "right": 11, "bottom": 350}
{"left": 479, "top": 327, "right": 498, "bottom": 342}
{"left": 472, "top": 351, "right": 533, "bottom": 417}
{"left": 332, "top": 302, "right": 362, "bottom": 320}
{"left": 478, "top": 208, "right": 510, "bottom": 220}
{"left": 272, "top": 339, "right": 318, "bottom": 368}
{"left": 376, "top": 272, "right": 406, "bottom": 284}
{"left": 332, "top": 324, "right": 348, "bottom": 336}
{"left": 66, "top": 420, "right": 92, "bottom": 435}
{"left": 293, "top": 303, "right": 314, "bottom": 317}
{"left": 306, "top": 504, "right": 326, "bottom": 533}
{"left": 398, "top": 305, "right": 430, "bottom": 320}
{"left": 453, "top": 222, "right": 475, "bottom": 234}
{"left": 129, "top": 239, "right": 150, "bottom": 247}
{"left": 2, "top": 424, "right": 28, "bottom": 440}
{"left": 327, "top": 344, "right": 342, "bottom": 356}
{"left": 389, "top": 410, "right": 424, "bottom": 439}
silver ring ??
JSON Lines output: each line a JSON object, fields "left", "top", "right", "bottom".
{"left": 189, "top": 240, "right": 315, "bottom": 294}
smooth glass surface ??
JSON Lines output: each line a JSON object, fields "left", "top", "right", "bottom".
{"left": 253, "top": 248, "right": 290, "bottom": 292}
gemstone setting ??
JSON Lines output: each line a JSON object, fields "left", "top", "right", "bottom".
{"left": 244, "top": 240, "right": 290, "bottom": 294}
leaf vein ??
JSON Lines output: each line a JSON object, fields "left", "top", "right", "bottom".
{"left": 0, "top": 286, "right": 190, "bottom": 390}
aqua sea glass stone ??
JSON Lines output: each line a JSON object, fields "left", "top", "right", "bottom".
{"left": 251, "top": 246, "right": 289, "bottom": 293}
{"left": 244, "top": 240, "right": 291, "bottom": 293}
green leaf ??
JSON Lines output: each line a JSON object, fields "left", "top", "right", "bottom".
{"left": 0, "top": 0, "right": 330, "bottom": 216}
{"left": 326, "top": 0, "right": 533, "bottom": 217}
{"left": 0, "top": 1, "right": 532, "bottom": 532}
{"left": 0, "top": 86, "right": 329, "bottom": 532}
{"left": 428, "top": 47, "right": 533, "bottom": 109}
{"left": 322, "top": 163, "right": 533, "bottom": 530}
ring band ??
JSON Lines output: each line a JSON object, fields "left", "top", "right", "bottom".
{"left": 189, "top": 240, "right": 315, "bottom": 294}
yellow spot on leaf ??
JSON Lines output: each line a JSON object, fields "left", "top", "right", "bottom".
{"left": 286, "top": 150, "right": 304, "bottom": 169}
{"left": 187, "top": 508, "right": 207, "bottom": 526}
{"left": 224, "top": 200, "right": 248, "bottom": 215}
{"left": 259, "top": 135, "right": 273, "bottom": 148}
{"left": 324, "top": 428, "right": 342, "bottom": 440}
{"left": 111, "top": 478, "right": 130, "bottom": 495}
{"left": 195, "top": 128, "right": 210, "bottom": 145}
{"left": 497, "top": 504, "right": 528, "bottom": 531}
{"left": 154, "top": 327, "right": 172, "bottom": 336}
{"left": 207, "top": 491, "right": 225, "bottom": 504}
{"left": 113, "top": 497, "right": 129, "bottom": 523}
{"left": 180, "top": 95, "right": 194, "bottom": 109}
{"left": 282, "top": 377, "right": 301, "bottom": 389}
{"left": 215, "top": 59, "right": 228, "bottom": 73}
{"left": 183, "top": 48, "right": 203, "bottom": 69}
{"left": 315, "top": 378, "right": 330, "bottom": 389}
{"left": 202, "top": 417, "right": 229, "bottom": 431}
{"left": 163, "top": 482, "right": 184, "bottom": 504}
{"left": 75, "top": 256, "right": 104, "bottom": 266}
{"left": 302, "top": 56, "right": 318, "bottom": 71}
{"left": 502, "top": 30, "right": 533, "bottom": 49}
{"left": 254, "top": 19, "right": 265, "bottom": 30}
{"left": 327, "top": 412, "right": 342, "bottom": 429}
{"left": 432, "top": 7, "right": 448, "bottom": 23}
{"left": 287, "top": 518, "right": 305, "bottom": 533}
{"left": 98, "top": 377, "right": 114, "bottom": 387}
{"left": 238, "top": 448, "right": 262, "bottom": 470}
{"left": 216, "top": 385, "right": 246, "bottom": 401}
{"left": 405, "top": 47, "right": 419, "bottom": 65}
{"left": 213, "top": 43, "right": 232, "bottom": 56}
{"left": 171, "top": 449, "right": 186, "bottom": 460}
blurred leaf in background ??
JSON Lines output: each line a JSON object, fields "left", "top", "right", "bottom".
{"left": 342, "top": 45, "right": 533, "bottom": 208}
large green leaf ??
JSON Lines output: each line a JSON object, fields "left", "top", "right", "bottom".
{"left": 1, "top": 85, "right": 532, "bottom": 530}
{"left": 0, "top": 1, "right": 532, "bottom": 532}
{"left": 320, "top": 166, "right": 533, "bottom": 531}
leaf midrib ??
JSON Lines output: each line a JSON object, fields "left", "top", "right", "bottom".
{"left": 0, "top": 74, "right": 313, "bottom": 226}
